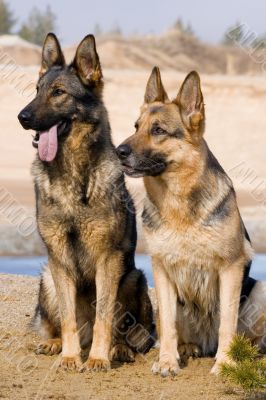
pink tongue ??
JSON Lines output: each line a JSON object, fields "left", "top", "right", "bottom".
{"left": 38, "top": 125, "right": 58, "bottom": 162}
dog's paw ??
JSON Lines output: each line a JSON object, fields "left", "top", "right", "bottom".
{"left": 210, "top": 360, "right": 222, "bottom": 375}
{"left": 36, "top": 338, "right": 62, "bottom": 356}
{"left": 178, "top": 343, "right": 201, "bottom": 358}
{"left": 60, "top": 355, "right": 82, "bottom": 371}
{"left": 151, "top": 357, "right": 180, "bottom": 377}
{"left": 110, "top": 344, "right": 135, "bottom": 363}
{"left": 210, "top": 355, "right": 233, "bottom": 375}
{"left": 80, "top": 358, "right": 111, "bottom": 372}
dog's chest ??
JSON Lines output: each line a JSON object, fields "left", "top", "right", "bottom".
{"left": 144, "top": 215, "right": 221, "bottom": 272}
{"left": 36, "top": 169, "right": 117, "bottom": 256}
{"left": 43, "top": 171, "right": 88, "bottom": 212}
{"left": 142, "top": 199, "right": 221, "bottom": 311}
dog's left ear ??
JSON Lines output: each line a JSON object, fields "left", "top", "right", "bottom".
{"left": 40, "top": 33, "right": 65, "bottom": 77}
{"left": 175, "top": 71, "right": 205, "bottom": 135}
{"left": 73, "top": 34, "right": 102, "bottom": 86}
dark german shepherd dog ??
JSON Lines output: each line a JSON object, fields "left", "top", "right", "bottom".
{"left": 17, "top": 33, "right": 153, "bottom": 372}
{"left": 117, "top": 67, "right": 266, "bottom": 376}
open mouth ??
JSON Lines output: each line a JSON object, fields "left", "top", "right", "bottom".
{"left": 32, "top": 120, "right": 70, "bottom": 162}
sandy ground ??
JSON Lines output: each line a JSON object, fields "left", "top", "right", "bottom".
{"left": 0, "top": 273, "right": 245, "bottom": 400}
{"left": 1, "top": 68, "right": 266, "bottom": 254}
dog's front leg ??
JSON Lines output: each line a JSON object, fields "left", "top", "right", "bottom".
{"left": 83, "top": 252, "right": 122, "bottom": 372}
{"left": 211, "top": 259, "right": 244, "bottom": 374}
{"left": 49, "top": 258, "right": 82, "bottom": 370}
{"left": 152, "top": 256, "right": 180, "bottom": 377}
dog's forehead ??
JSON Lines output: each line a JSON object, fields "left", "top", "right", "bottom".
{"left": 38, "top": 67, "right": 87, "bottom": 96}
{"left": 149, "top": 105, "right": 164, "bottom": 114}
{"left": 141, "top": 102, "right": 180, "bottom": 121}
{"left": 38, "top": 67, "right": 77, "bottom": 87}
{"left": 38, "top": 67, "right": 64, "bottom": 86}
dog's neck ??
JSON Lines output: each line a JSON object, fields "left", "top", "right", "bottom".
{"left": 33, "top": 119, "right": 120, "bottom": 206}
{"left": 34, "top": 118, "right": 115, "bottom": 192}
{"left": 143, "top": 140, "right": 209, "bottom": 211}
{"left": 42, "top": 118, "right": 112, "bottom": 168}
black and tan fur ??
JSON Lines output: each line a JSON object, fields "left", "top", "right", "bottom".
{"left": 17, "top": 33, "right": 154, "bottom": 372}
{"left": 117, "top": 67, "right": 266, "bottom": 376}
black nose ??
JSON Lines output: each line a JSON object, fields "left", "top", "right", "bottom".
{"left": 116, "top": 144, "right": 132, "bottom": 159}
{"left": 18, "top": 110, "right": 32, "bottom": 128}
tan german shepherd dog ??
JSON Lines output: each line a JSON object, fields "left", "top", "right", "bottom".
{"left": 117, "top": 67, "right": 266, "bottom": 376}
{"left": 17, "top": 34, "right": 154, "bottom": 372}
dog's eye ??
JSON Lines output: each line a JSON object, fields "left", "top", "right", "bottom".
{"left": 151, "top": 125, "right": 166, "bottom": 136}
{"left": 134, "top": 122, "right": 139, "bottom": 130}
{"left": 52, "top": 88, "right": 65, "bottom": 97}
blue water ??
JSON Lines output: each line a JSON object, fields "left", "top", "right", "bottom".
{"left": 0, "top": 254, "right": 265, "bottom": 287}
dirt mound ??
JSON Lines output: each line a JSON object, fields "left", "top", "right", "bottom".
{"left": 0, "top": 32, "right": 262, "bottom": 74}
{"left": 0, "top": 35, "right": 41, "bottom": 66}
{"left": 65, "top": 30, "right": 262, "bottom": 74}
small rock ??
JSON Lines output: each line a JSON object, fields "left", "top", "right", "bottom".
{"left": 12, "top": 383, "right": 23, "bottom": 388}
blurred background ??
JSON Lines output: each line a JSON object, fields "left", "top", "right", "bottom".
{"left": 0, "top": 0, "right": 265, "bottom": 278}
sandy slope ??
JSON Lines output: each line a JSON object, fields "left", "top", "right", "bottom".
{"left": 0, "top": 274, "right": 244, "bottom": 400}
{"left": 1, "top": 32, "right": 263, "bottom": 74}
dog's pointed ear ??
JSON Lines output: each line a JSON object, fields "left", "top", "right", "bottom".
{"left": 175, "top": 71, "right": 205, "bottom": 134}
{"left": 73, "top": 34, "right": 102, "bottom": 86}
{"left": 40, "top": 33, "right": 65, "bottom": 77}
{"left": 144, "top": 67, "right": 168, "bottom": 103}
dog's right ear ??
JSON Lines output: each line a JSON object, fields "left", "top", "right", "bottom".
{"left": 144, "top": 67, "right": 168, "bottom": 103}
{"left": 175, "top": 71, "right": 205, "bottom": 135}
{"left": 73, "top": 34, "right": 102, "bottom": 86}
{"left": 40, "top": 33, "right": 65, "bottom": 77}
